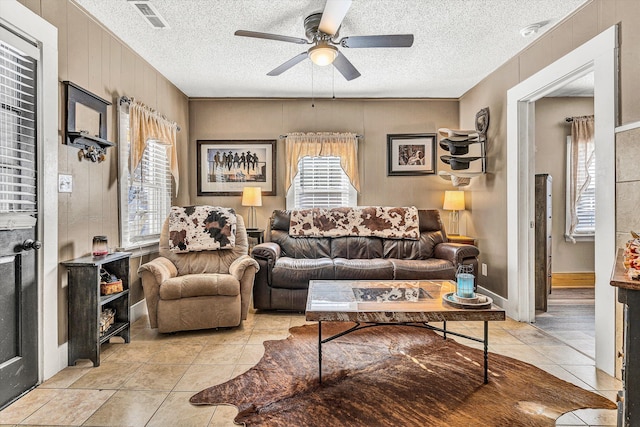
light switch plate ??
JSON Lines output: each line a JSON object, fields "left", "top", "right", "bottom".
{"left": 58, "top": 174, "right": 73, "bottom": 193}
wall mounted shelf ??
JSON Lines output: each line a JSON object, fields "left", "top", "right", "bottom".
{"left": 63, "top": 81, "right": 114, "bottom": 162}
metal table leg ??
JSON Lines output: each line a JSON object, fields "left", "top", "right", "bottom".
{"left": 318, "top": 321, "right": 323, "bottom": 384}
{"left": 484, "top": 321, "right": 489, "bottom": 384}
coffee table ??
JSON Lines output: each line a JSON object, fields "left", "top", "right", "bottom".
{"left": 305, "top": 279, "right": 506, "bottom": 384}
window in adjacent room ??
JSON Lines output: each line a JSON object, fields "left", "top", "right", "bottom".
{"left": 286, "top": 156, "right": 357, "bottom": 209}
{"left": 118, "top": 100, "right": 177, "bottom": 249}
{"left": 565, "top": 115, "right": 595, "bottom": 242}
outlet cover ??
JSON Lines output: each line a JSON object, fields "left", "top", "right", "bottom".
{"left": 58, "top": 174, "right": 72, "bottom": 193}
{"left": 481, "top": 263, "right": 488, "bottom": 276}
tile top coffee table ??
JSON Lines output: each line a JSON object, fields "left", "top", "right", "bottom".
{"left": 305, "top": 279, "right": 506, "bottom": 384}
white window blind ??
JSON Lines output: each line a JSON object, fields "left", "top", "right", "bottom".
{"left": 0, "top": 40, "right": 36, "bottom": 213}
{"left": 287, "top": 156, "right": 356, "bottom": 209}
{"left": 118, "top": 105, "right": 171, "bottom": 249}
{"left": 566, "top": 136, "right": 595, "bottom": 239}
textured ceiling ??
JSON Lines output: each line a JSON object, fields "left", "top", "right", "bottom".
{"left": 74, "top": 0, "right": 589, "bottom": 99}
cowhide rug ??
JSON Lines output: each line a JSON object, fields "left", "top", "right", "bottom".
{"left": 190, "top": 323, "right": 616, "bottom": 426}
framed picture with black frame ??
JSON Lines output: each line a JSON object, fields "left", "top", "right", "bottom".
{"left": 196, "top": 139, "right": 276, "bottom": 196}
{"left": 386, "top": 133, "right": 436, "bottom": 176}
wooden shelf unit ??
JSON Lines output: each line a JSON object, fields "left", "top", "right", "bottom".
{"left": 62, "top": 252, "right": 131, "bottom": 367}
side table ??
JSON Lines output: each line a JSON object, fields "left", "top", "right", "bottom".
{"left": 246, "top": 228, "right": 264, "bottom": 252}
{"left": 448, "top": 235, "right": 477, "bottom": 246}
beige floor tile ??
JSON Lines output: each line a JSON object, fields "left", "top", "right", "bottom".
{"left": 252, "top": 314, "right": 293, "bottom": 330}
{"left": 173, "top": 365, "right": 236, "bottom": 392}
{"left": 236, "top": 344, "right": 265, "bottom": 365}
{"left": 21, "top": 389, "right": 114, "bottom": 426}
{"left": 561, "top": 365, "right": 623, "bottom": 391}
{"left": 289, "top": 315, "right": 314, "bottom": 328}
{"left": 507, "top": 328, "right": 564, "bottom": 346}
{"left": 247, "top": 330, "right": 290, "bottom": 345}
{"left": 147, "top": 342, "right": 205, "bottom": 364}
{"left": 121, "top": 364, "right": 189, "bottom": 391}
{"left": 572, "top": 408, "right": 618, "bottom": 426}
{"left": 146, "top": 392, "right": 216, "bottom": 427}
{"left": 208, "top": 405, "right": 238, "bottom": 427}
{"left": 206, "top": 330, "right": 252, "bottom": 346}
{"left": 535, "top": 365, "right": 593, "bottom": 390}
{"left": 82, "top": 390, "right": 167, "bottom": 427}
{"left": 103, "top": 341, "right": 160, "bottom": 363}
{"left": 555, "top": 411, "right": 587, "bottom": 425}
{"left": 38, "top": 367, "right": 92, "bottom": 389}
{"left": 534, "top": 345, "right": 595, "bottom": 365}
{"left": 490, "top": 344, "right": 556, "bottom": 365}
{"left": 0, "top": 389, "right": 59, "bottom": 424}
{"left": 193, "top": 344, "right": 244, "bottom": 365}
{"left": 68, "top": 361, "right": 141, "bottom": 389}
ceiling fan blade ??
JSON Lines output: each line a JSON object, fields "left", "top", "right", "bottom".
{"left": 340, "top": 34, "right": 414, "bottom": 48}
{"left": 333, "top": 52, "right": 361, "bottom": 81}
{"left": 319, "top": 0, "right": 352, "bottom": 36}
{"left": 235, "top": 30, "right": 308, "bottom": 45}
{"left": 267, "top": 52, "right": 309, "bottom": 76}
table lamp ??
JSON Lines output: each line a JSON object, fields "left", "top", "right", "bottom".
{"left": 241, "top": 186, "right": 262, "bottom": 230}
{"left": 443, "top": 190, "right": 465, "bottom": 235}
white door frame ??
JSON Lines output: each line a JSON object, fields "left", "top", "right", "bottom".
{"left": 0, "top": 1, "right": 60, "bottom": 380}
{"left": 506, "top": 25, "right": 618, "bottom": 375}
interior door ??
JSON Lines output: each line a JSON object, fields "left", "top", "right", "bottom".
{"left": 0, "top": 29, "right": 40, "bottom": 409}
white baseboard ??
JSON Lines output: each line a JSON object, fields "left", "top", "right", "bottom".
{"left": 57, "top": 342, "right": 68, "bottom": 373}
{"left": 477, "top": 285, "right": 507, "bottom": 310}
{"left": 130, "top": 299, "right": 148, "bottom": 323}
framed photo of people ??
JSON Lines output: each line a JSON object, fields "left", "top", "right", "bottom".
{"left": 386, "top": 133, "right": 436, "bottom": 176}
{"left": 197, "top": 140, "right": 276, "bottom": 196}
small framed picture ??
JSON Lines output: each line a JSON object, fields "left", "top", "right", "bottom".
{"left": 387, "top": 133, "right": 436, "bottom": 176}
{"left": 196, "top": 140, "right": 276, "bottom": 196}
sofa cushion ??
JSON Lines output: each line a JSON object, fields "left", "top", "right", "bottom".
{"left": 389, "top": 259, "right": 456, "bottom": 280}
{"left": 271, "top": 230, "right": 331, "bottom": 259}
{"left": 333, "top": 258, "right": 394, "bottom": 280}
{"left": 384, "top": 230, "right": 445, "bottom": 260}
{"left": 331, "top": 236, "right": 383, "bottom": 259}
{"left": 160, "top": 274, "right": 240, "bottom": 300}
{"left": 271, "top": 257, "right": 335, "bottom": 289}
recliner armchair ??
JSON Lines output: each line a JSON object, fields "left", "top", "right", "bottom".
{"left": 138, "top": 212, "right": 259, "bottom": 333}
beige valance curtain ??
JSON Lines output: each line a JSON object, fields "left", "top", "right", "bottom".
{"left": 284, "top": 132, "right": 360, "bottom": 192}
{"left": 568, "top": 115, "right": 595, "bottom": 241}
{"left": 129, "top": 100, "right": 180, "bottom": 194}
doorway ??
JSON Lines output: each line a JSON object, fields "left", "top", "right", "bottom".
{"left": 506, "top": 25, "right": 618, "bottom": 375}
{"left": 532, "top": 83, "right": 596, "bottom": 359}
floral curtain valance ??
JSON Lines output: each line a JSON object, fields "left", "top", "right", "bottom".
{"left": 568, "top": 115, "right": 595, "bottom": 241}
{"left": 284, "top": 132, "right": 360, "bottom": 192}
{"left": 129, "top": 100, "right": 180, "bottom": 194}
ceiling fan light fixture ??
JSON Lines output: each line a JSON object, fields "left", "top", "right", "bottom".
{"left": 308, "top": 44, "right": 338, "bottom": 66}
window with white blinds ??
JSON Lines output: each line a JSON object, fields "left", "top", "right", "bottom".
{"left": 565, "top": 136, "right": 595, "bottom": 240}
{"left": 118, "top": 106, "right": 171, "bottom": 249}
{"left": 287, "top": 156, "right": 357, "bottom": 209}
{"left": 0, "top": 40, "right": 36, "bottom": 214}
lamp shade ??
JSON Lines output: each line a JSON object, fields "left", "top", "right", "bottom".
{"left": 443, "top": 190, "right": 465, "bottom": 211}
{"left": 241, "top": 187, "right": 262, "bottom": 207}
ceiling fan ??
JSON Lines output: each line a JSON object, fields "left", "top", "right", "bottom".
{"left": 234, "top": 0, "right": 414, "bottom": 81}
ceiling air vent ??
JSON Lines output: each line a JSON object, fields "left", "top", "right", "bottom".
{"left": 127, "top": 0, "right": 170, "bottom": 29}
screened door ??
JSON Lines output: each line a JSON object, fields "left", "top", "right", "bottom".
{"left": 0, "top": 29, "right": 39, "bottom": 409}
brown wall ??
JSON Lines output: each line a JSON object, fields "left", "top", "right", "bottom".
{"left": 534, "top": 97, "right": 595, "bottom": 273}
{"left": 18, "top": 0, "right": 190, "bottom": 342}
{"left": 188, "top": 99, "right": 462, "bottom": 230}
{"left": 460, "top": 0, "right": 640, "bottom": 297}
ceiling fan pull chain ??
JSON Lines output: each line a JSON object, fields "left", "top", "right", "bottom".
{"left": 311, "top": 62, "right": 315, "bottom": 108}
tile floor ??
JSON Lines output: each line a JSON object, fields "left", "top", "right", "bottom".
{"left": 0, "top": 310, "right": 620, "bottom": 427}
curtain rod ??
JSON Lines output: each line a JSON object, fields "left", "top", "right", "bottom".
{"left": 565, "top": 117, "right": 574, "bottom": 122}
{"left": 279, "top": 134, "right": 363, "bottom": 139}
{"left": 119, "top": 96, "right": 181, "bottom": 131}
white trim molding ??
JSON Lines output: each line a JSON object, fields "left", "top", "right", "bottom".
{"left": 506, "top": 25, "right": 618, "bottom": 376}
{"left": 0, "top": 0, "right": 60, "bottom": 380}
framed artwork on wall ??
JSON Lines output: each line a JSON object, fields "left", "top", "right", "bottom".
{"left": 386, "top": 133, "right": 437, "bottom": 176}
{"left": 196, "top": 140, "right": 276, "bottom": 196}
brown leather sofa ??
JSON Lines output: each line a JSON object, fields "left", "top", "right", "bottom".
{"left": 251, "top": 209, "right": 479, "bottom": 311}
